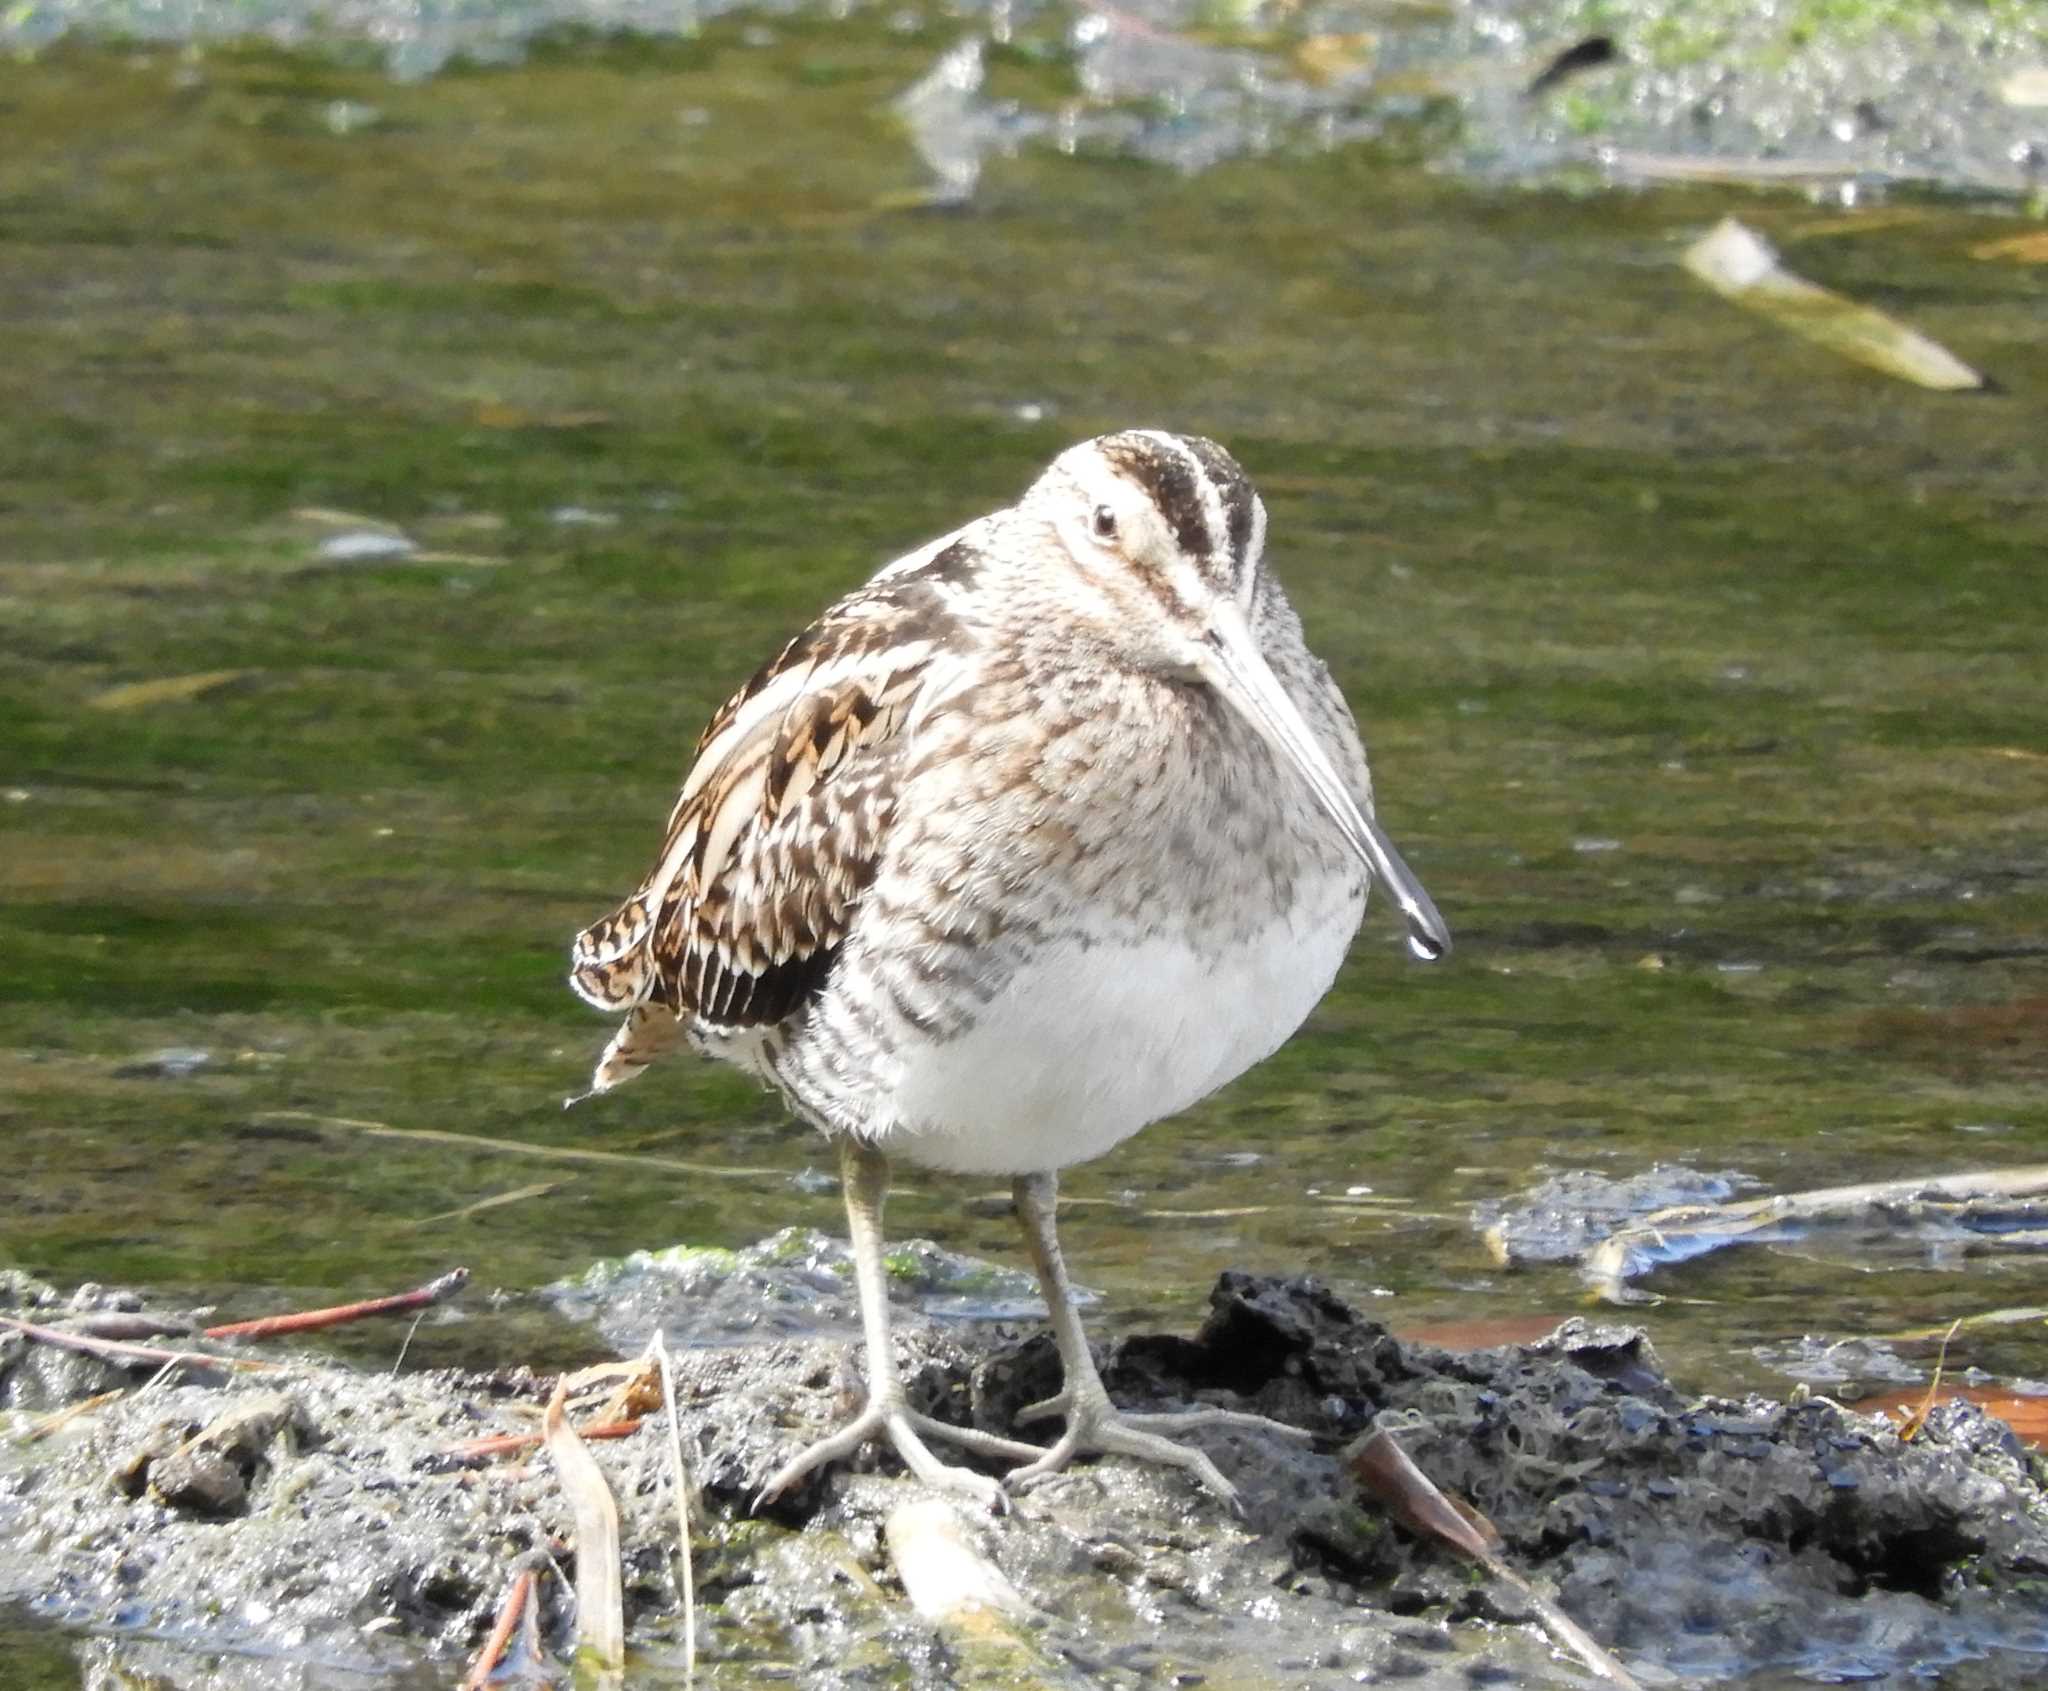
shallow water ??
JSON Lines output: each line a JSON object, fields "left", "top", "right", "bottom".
{"left": 1, "top": 16, "right": 2045, "bottom": 1680}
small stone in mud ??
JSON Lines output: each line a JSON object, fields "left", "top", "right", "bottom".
{"left": 111, "top": 1047, "right": 211, "bottom": 1080}
{"left": 129, "top": 1393, "right": 307, "bottom": 1517}
{"left": 315, "top": 531, "right": 415, "bottom": 562}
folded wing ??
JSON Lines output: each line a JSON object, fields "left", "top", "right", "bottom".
{"left": 569, "top": 584, "right": 956, "bottom": 1094}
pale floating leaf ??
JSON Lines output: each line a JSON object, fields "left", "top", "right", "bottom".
{"left": 1684, "top": 217, "right": 1985, "bottom": 391}
{"left": 1882, "top": 1306, "right": 2048, "bottom": 1350}
{"left": 87, "top": 670, "right": 251, "bottom": 712}
{"left": 291, "top": 506, "right": 391, "bottom": 527}
{"left": 1609, "top": 152, "right": 1859, "bottom": 187}
{"left": 1999, "top": 67, "right": 2048, "bottom": 108}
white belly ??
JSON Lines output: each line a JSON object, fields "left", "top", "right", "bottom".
{"left": 879, "top": 891, "right": 1362, "bottom": 1176}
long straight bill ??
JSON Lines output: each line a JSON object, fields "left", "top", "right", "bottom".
{"left": 1198, "top": 609, "right": 1452, "bottom": 962}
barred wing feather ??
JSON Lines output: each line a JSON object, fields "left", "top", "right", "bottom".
{"left": 569, "top": 600, "right": 945, "bottom": 1094}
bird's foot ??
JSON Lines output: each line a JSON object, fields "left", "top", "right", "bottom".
{"left": 1006, "top": 1393, "right": 1309, "bottom": 1508}
{"left": 1016, "top": 1389, "right": 1314, "bottom": 1445}
{"left": 754, "top": 1397, "right": 1046, "bottom": 1513}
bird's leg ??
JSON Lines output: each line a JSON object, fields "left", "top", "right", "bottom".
{"left": 754, "top": 1135, "right": 1045, "bottom": 1511}
{"left": 1005, "top": 1170, "right": 1312, "bottom": 1508}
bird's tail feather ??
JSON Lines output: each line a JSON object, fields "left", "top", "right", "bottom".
{"left": 568, "top": 893, "right": 660, "bottom": 1011}
{"left": 571, "top": 1003, "right": 684, "bottom": 1102}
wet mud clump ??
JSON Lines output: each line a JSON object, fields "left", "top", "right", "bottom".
{"left": 4, "top": 1266, "right": 2047, "bottom": 1688}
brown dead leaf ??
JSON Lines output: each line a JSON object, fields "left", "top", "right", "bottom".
{"left": 559, "top": 1355, "right": 665, "bottom": 1424}
{"left": 1292, "top": 32, "right": 1376, "bottom": 86}
{"left": 473, "top": 402, "right": 612, "bottom": 430}
{"left": 1970, "top": 232, "right": 2048, "bottom": 263}
{"left": 1349, "top": 1428, "right": 1501, "bottom": 1559}
{"left": 1348, "top": 1428, "right": 1643, "bottom": 1687}
{"left": 1780, "top": 208, "right": 1934, "bottom": 242}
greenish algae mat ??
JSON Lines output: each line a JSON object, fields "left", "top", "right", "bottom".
{"left": 2, "top": 25, "right": 2045, "bottom": 1411}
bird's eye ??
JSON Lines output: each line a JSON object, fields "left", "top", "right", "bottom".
{"left": 1090, "top": 505, "right": 1118, "bottom": 541}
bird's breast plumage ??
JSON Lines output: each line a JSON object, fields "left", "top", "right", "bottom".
{"left": 761, "top": 614, "right": 1374, "bottom": 1167}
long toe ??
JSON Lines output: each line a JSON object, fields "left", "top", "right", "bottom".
{"left": 1004, "top": 1411, "right": 1240, "bottom": 1508}
{"left": 882, "top": 1412, "right": 1009, "bottom": 1510}
{"left": 755, "top": 1399, "right": 1044, "bottom": 1512}
{"left": 902, "top": 1412, "right": 1047, "bottom": 1467}
{"left": 755, "top": 1403, "right": 890, "bottom": 1507}
{"left": 1012, "top": 1389, "right": 1072, "bottom": 1428}
{"left": 1114, "top": 1406, "right": 1314, "bottom": 1444}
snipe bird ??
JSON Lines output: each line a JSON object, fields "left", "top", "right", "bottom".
{"left": 569, "top": 430, "right": 1450, "bottom": 1508}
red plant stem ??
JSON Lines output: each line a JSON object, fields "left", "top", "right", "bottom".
{"left": 447, "top": 1419, "right": 644, "bottom": 1463}
{"left": 460, "top": 1567, "right": 535, "bottom": 1691}
{"left": 204, "top": 1268, "right": 469, "bottom": 1340}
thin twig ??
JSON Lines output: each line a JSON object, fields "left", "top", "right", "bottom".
{"left": 14, "top": 1387, "right": 126, "bottom": 1444}
{"left": 1896, "top": 1318, "right": 1964, "bottom": 1443}
{"left": 139, "top": 1360, "right": 183, "bottom": 1395}
{"left": 1581, "top": 1164, "right": 2048, "bottom": 1296}
{"left": 254, "top": 1109, "right": 780, "bottom": 1180}
{"left": 203, "top": 1268, "right": 469, "bottom": 1340}
{"left": 0, "top": 1315, "right": 280, "bottom": 1375}
{"left": 652, "top": 1332, "right": 697, "bottom": 1683}
{"left": 418, "top": 1180, "right": 569, "bottom": 1224}
{"left": 390, "top": 1309, "right": 428, "bottom": 1376}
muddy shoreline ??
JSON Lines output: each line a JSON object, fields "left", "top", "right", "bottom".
{"left": 5, "top": 1259, "right": 2046, "bottom": 1689}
